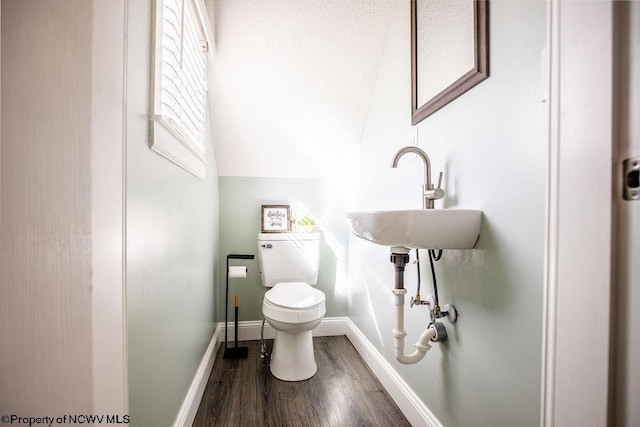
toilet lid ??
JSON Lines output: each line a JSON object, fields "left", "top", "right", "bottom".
{"left": 265, "top": 282, "right": 325, "bottom": 309}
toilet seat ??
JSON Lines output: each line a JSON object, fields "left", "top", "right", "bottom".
{"left": 263, "top": 282, "right": 325, "bottom": 324}
{"left": 265, "top": 282, "right": 325, "bottom": 308}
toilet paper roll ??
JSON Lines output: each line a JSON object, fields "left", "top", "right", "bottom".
{"left": 228, "top": 266, "right": 248, "bottom": 279}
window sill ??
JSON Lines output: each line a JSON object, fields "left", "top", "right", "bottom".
{"left": 150, "top": 116, "right": 206, "bottom": 179}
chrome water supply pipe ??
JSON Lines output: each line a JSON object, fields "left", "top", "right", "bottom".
{"left": 259, "top": 317, "right": 269, "bottom": 359}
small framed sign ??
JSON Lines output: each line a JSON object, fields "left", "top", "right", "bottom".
{"left": 261, "top": 205, "right": 291, "bottom": 233}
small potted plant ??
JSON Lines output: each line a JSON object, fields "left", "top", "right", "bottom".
{"left": 296, "top": 215, "right": 316, "bottom": 233}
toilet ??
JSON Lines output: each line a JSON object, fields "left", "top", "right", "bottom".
{"left": 258, "top": 232, "right": 326, "bottom": 381}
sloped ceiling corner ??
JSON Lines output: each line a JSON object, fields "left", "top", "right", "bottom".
{"left": 211, "top": 0, "right": 398, "bottom": 178}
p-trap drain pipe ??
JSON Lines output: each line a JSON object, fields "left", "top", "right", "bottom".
{"left": 390, "top": 246, "right": 448, "bottom": 365}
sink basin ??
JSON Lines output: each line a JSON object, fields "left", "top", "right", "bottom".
{"left": 346, "top": 209, "right": 481, "bottom": 250}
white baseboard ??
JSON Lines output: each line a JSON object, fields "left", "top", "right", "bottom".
{"left": 343, "top": 318, "right": 442, "bottom": 427}
{"left": 178, "top": 317, "right": 441, "bottom": 427}
{"left": 220, "top": 316, "right": 348, "bottom": 342}
{"left": 172, "top": 323, "right": 222, "bottom": 427}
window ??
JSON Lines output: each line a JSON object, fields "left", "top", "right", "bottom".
{"left": 151, "top": 0, "right": 213, "bottom": 179}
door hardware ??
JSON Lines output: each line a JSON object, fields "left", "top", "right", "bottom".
{"left": 623, "top": 157, "right": 640, "bottom": 201}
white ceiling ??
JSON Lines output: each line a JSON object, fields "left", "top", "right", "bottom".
{"left": 210, "top": 0, "right": 398, "bottom": 178}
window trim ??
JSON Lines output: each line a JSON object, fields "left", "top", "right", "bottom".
{"left": 150, "top": 0, "right": 213, "bottom": 179}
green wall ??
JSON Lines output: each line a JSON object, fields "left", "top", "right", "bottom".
{"left": 347, "top": 2, "right": 547, "bottom": 426}
{"left": 126, "top": 0, "right": 220, "bottom": 425}
{"left": 218, "top": 176, "right": 349, "bottom": 323}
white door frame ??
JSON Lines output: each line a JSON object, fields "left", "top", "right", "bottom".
{"left": 91, "top": 0, "right": 128, "bottom": 414}
{"left": 541, "top": 1, "right": 613, "bottom": 426}
{"left": 0, "top": 0, "right": 128, "bottom": 414}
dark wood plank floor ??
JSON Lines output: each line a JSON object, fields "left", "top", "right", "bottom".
{"left": 193, "top": 336, "right": 411, "bottom": 427}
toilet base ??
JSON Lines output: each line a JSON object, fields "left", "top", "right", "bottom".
{"left": 270, "top": 329, "right": 317, "bottom": 381}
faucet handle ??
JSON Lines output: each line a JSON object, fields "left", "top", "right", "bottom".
{"left": 430, "top": 172, "right": 445, "bottom": 200}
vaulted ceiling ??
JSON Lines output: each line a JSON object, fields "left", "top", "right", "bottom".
{"left": 210, "top": 0, "right": 398, "bottom": 178}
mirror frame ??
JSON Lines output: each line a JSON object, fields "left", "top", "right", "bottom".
{"left": 411, "top": 0, "right": 489, "bottom": 125}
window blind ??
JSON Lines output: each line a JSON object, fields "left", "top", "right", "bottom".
{"left": 158, "top": 0, "right": 207, "bottom": 153}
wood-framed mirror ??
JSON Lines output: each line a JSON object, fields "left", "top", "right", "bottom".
{"left": 411, "top": 0, "right": 489, "bottom": 125}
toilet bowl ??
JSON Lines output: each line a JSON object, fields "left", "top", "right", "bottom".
{"left": 263, "top": 282, "right": 326, "bottom": 381}
{"left": 258, "top": 232, "right": 325, "bottom": 381}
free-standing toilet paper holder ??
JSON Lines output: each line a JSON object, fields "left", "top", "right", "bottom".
{"left": 223, "top": 253, "right": 255, "bottom": 359}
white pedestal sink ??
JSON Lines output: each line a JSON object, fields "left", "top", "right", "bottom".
{"left": 346, "top": 209, "right": 481, "bottom": 250}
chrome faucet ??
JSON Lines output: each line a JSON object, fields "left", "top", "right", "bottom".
{"left": 391, "top": 146, "right": 444, "bottom": 209}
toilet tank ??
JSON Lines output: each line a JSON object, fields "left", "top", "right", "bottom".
{"left": 258, "top": 233, "right": 321, "bottom": 287}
